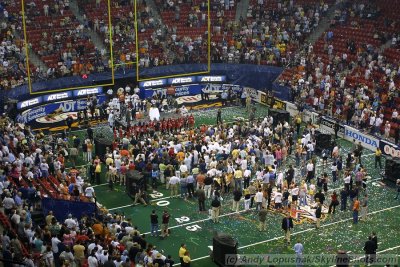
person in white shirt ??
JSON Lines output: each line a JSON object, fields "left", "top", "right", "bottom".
{"left": 169, "top": 176, "right": 180, "bottom": 197}
{"left": 255, "top": 189, "right": 264, "bottom": 211}
{"left": 384, "top": 121, "right": 391, "bottom": 139}
{"left": 306, "top": 161, "right": 314, "bottom": 183}
{"left": 392, "top": 109, "right": 398, "bottom": 119}
{"left": 64, "top": 214, "right": 77, "bottom": 229}
{"left": 85, "top": 185, "right": 95, "bottom": 201}
{"left": 374, "top": 115, "right": 383, "bottom": 135}
{"left": 88, "top": 249, "right": 99, "bottom": 267}
{"left": 291, "top": 185, "right": 299, "bottom": 206}
{"left": 344, "top": 174, "right": 351, "bottom": 191}
{"left": 51, "top": 236, "right": 61, "bottom": 254}
{"left": 274, "top": 190, "right": 283, "bottom": 210}
{"left": 179, "top": 164, "right": 188, "bottom": 176}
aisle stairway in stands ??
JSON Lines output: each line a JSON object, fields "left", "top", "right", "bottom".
{"left": 69, "top": 0, "right": 108, "bottom": 55}
{"left": 305, "top": 0, "right": 349, "bottom": 45}
{"left": 235, "top": 0, "right": 250, "bottom": 21}
{"left": 26, "top": 46, "right": 49, "bottom": 74}
{"left": 144, "top": 0, "right": 163, "bottom": 23}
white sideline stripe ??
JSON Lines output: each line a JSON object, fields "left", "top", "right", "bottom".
{"left": 108, "top": 204, "right": 133, "bottom": 211}
{"left": 183, "top": 204, "right": 400, "bottom": 265}
{"left": 93, "top": 183, "right": 108, "bottom": 187}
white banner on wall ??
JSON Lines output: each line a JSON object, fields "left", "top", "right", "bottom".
{"left": 319, "top": 117, "right": 345, "bottom": 138}
{"left": 303, "top": 110, "right": 319, "bottom": 124}
{"left": 284, "top": 101, "right": 299, "bottom": 117}
{"left": 344, "top": 125, "right": 379, "bottom": 151}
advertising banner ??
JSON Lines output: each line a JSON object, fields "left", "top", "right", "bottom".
{"left": 17, "top": 95, "right": 106, "bottom": 124}
{"left": 259, "top": 92, "right": 286, "bottom": 110}
{"left": 73, "top": 87, "right": 103, "bottom": 97}
{"left": 197, "top": 75, "right": 226, "bottom": 83}
{"left": 139, "top": 76, "right": 227, "bottom": 89}
{"left": 43, "top": 91, "right": 72, "bottom": 102}
{"left": 245, "top": 87, "right": 259, "bottom": 102}
{"left": 379, "top": 139, "right": 400, "bottom": 158}
{"left": 143, "top": 84, "right": 243, "bottom": 99}
{"left": 284, "top": 101, "right": 299, "bottom": 117}
{"left": 139, "top": 79, "right": 168, "bottom": 88}
{"left": 17, "top": 97, "right": 43, "bottom": 110}
{"left": 344, "top": 125, "right": 379, "bottom": 151}
{"left": 303, "top": 110, "right": 319, "bottom": 124}
{"left": 168, "top": 76, "right": 196, "bottom": 85}
{"left": 319, "top": 116, "right": 345, "bottom": 138}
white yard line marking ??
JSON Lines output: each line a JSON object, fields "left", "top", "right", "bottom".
{"left": 106, "top": 174, "right": 382, "bottom": 211}
{"left": 142, "top": 208, "right": 257, "bottom": 235}
{"left": 93, "top": 183, "right": 108, "bottom": 187}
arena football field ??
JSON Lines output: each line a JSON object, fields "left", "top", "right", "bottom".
{"left": 61, "top": 105, "right": 400, "bottom": 267}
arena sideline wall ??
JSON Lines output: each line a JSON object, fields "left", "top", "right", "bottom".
{"left": 4, "top": 64, "right": 284, "bottom": 103}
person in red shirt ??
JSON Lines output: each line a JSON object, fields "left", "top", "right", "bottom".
{"left": 178, "top": 117, "right": 184, "bottom": 131}
{"left": 168, "top": 147, "right": 175, "bottom": 158}
{"left": 188, "top": 114, "right": 195, "bottom": 128}
{"left": 120, "top": 163, "right": 127, "bottom": 185}
{"left": 141, "top": 123, "right": 147, "bottom": 136}
{"left": 161, "top": 119, "right": 167, "bottom": 133}
{"left": 128, "top": 161, "right": 135, "bottom": 170}
{"left": 200, "top": 124, "right": 207, "bottom": 134}
{"left": 134, "top": 124, "right": 140, "bottom": 137}
{"left": 113, "top": 128, "right": 118, "bottom": 140}
{"left": 167, "top": 118, "right": 173, "bottom": 133}
{"left": 328, "top": 191, "right": 339, "bottom": 214}
{"left": 118, "top": 126, "right": 124, "bottom": 139}
{"left": 173, "top": 118, "right": 179, "bottom": 132}
{"left": 112, "top": 140, "right": 119, "bottom": 150}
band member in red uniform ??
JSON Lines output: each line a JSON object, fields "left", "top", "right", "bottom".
{"left": 119, "top": 126, "right": 124, "bottom": 139}
{"left": 148, "top": 120, "right": 155, "bottom": 131}
{"left": 178, "top": 117, "right": 184, "bottom": 131}
{"left": 113, "top": 128, "right": 118, "bottom": 140}
{"left": 172, "top": 118, "right": 179, "bottom": 133}
{"left": 141, "top": 122, "right": 147, "bottom": 137}
{"left": 129, "top": 125, "right": 134, "bottom": 138}
{"left": 134, "top": 123, "right": 140, "bottom": 138}
{"left": 155, "top": 121, "right": 161, "bottom": 133}
{"left": 161, "top": 118, "right": 167, "bottom": 133}
{"left": 188, "top": 114, "right": 195, "bottom": 128}
{"left": 167, "top": 118, "right": 173, "bottom": 133}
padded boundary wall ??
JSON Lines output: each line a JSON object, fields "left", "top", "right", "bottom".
{"left": 4, "top": 64, "right": 285, "bottom": 102}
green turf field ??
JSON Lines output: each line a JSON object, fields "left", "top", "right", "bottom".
{"left": 67, "top": 105, "right": 400, "bottom": 267}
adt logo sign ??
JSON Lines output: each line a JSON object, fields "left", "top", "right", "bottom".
{"left": 200, "top": 76, "right": 224, "bottom": 82}
{"left": 74, "top": 87, "right": 101, "bottom": 96}
{"left": 18, "top": 98, "right": 41, "bottom": 109}
{"left": 141, "top": 80, "right": 165, "bottom": 88}
{"left": 170, "top": 77, "right": 194, "bottom": 84}
{"left": 44, "top": 92, "right": 71, "bottom": 102}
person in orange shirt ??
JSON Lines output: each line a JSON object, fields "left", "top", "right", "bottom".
{"left": 353, "top": 198, "right": 360, "bottom": 224}
{"left": 120, "top": 149, "right": 129, "bottom": 158}
{"left": 176, "top": 150, "right": 185, "bottom": 163}
{"left": 92, "top": 221, "right": 104, "bottom": 238}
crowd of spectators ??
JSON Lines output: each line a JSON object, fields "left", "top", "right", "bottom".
{"left": 209, "top": 0, "right": 331, "bottom": 65}
{"left": 0, "top": 1, "right": 29, "bottom": 90}
{"left": 0, "top": 86, "right": 375, "bottom": 266}
{"left": 278, "top": 0, "right": 400, "bottom": 143}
